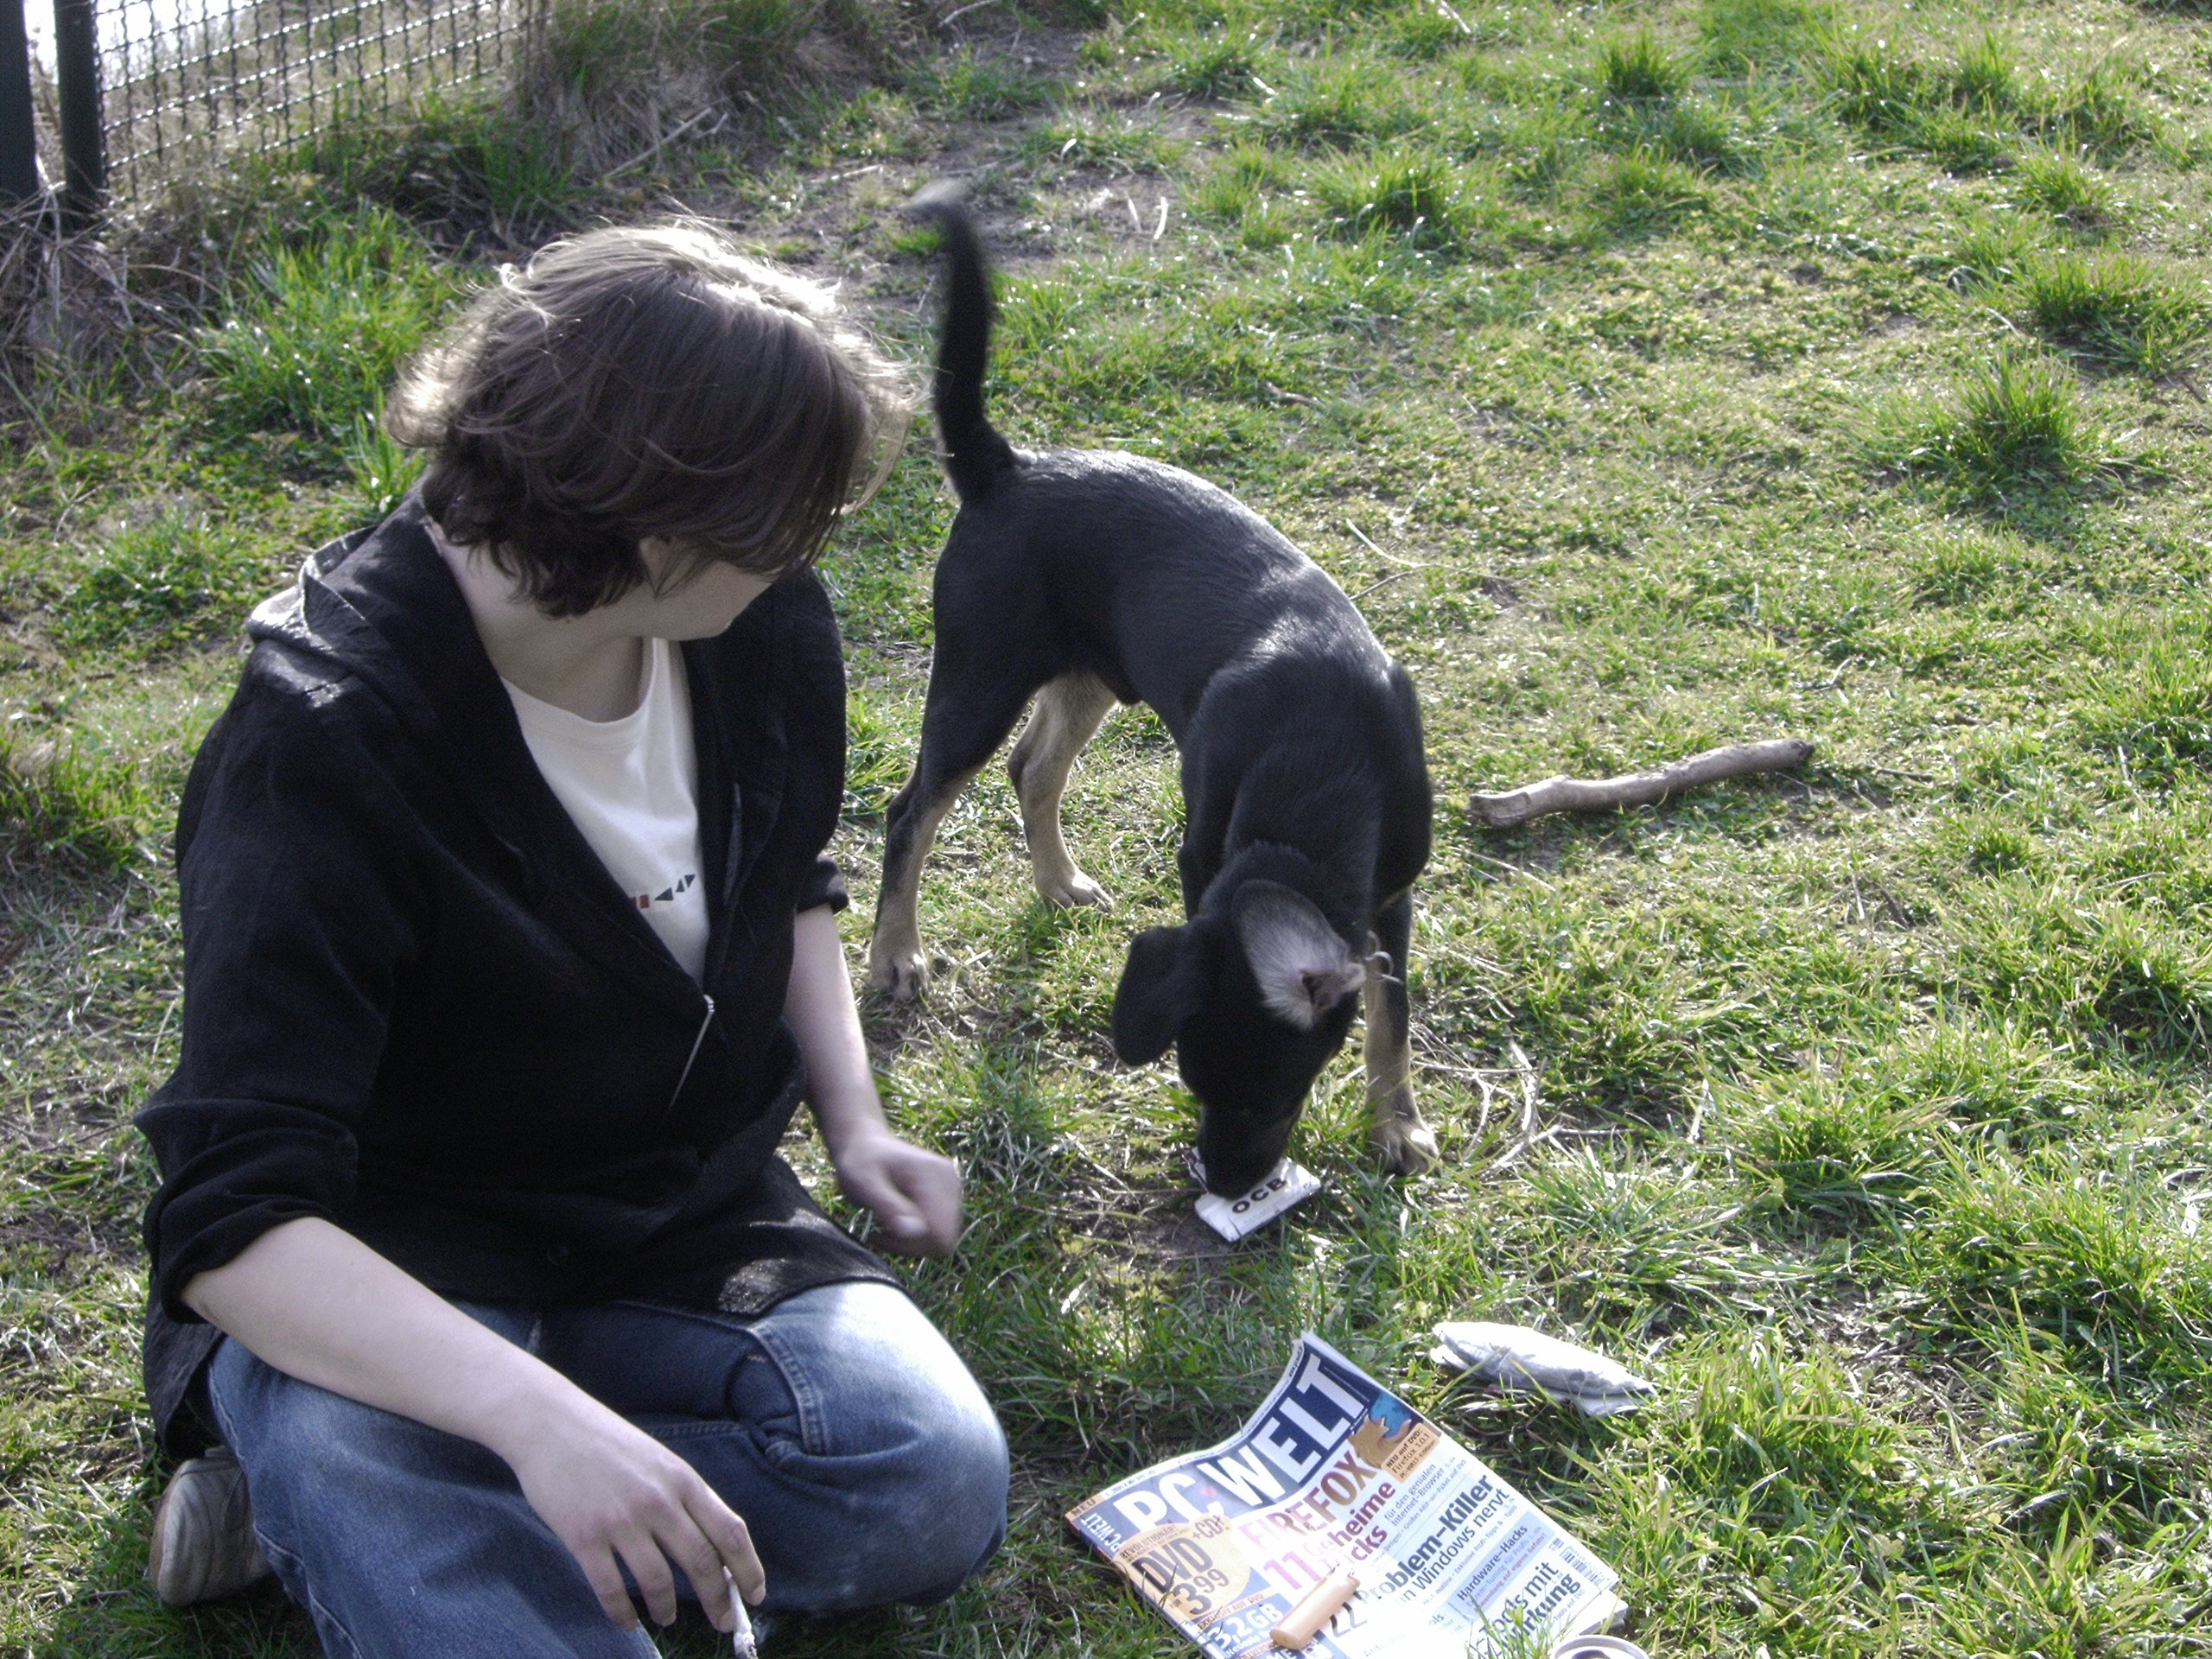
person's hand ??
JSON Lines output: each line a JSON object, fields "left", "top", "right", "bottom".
{"left": 497, "top": 1388, "right": 765, "bottom": 1633}
{"left": 830, "top": 1124, "right": 963, "bottom": 1255}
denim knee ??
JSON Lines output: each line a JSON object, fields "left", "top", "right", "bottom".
{"left": 207, "top": 1329, "right": 660, "bottom": 1659}
{"left": 743, "top": 1283, "right": 1010, "bottom": 1606}
{"left": 208, "top": 1313, "right": 527, "bottom": 1526}
{"left": 873, "top": 1382, "right": 1010, "bottom": 1605}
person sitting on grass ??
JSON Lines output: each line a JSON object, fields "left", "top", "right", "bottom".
{"left": 134, "top": 223, "right": 1010, "bottom": 1656}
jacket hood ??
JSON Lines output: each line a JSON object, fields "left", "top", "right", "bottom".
{"left": 245, "top": 497, "right": 493, "bottom": 750}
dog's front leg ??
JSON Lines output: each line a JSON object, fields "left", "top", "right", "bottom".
{"left": 1364, "top": 887, "right": 1439, "bottom": 1175}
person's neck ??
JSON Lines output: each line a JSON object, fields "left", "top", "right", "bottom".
{"left": 432, "top": 523, "right": 649, "bottom": 722}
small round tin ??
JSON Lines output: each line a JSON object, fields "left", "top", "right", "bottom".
{"left": 1550, "top": 1637, "right": 1651, "bottom": 1659}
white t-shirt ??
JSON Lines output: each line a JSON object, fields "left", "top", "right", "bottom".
{"left": 505, "top": 638, "right": 710, "bottom": 982}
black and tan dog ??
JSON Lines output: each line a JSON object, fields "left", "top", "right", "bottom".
{"left": 867, "top": 189, "right": 1438, "bottom": 1195}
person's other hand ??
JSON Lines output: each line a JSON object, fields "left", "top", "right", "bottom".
{"left": 831, "top": 1127, "right": 963, "bottom": 1255}
{"left": 500, "top": 1391, "right": 765, "bottom": 1632}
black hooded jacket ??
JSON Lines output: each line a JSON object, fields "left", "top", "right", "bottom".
{"left": 137, "top": 500, "right": 893, "bottom": 1455}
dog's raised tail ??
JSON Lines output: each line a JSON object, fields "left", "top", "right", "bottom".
{"left": 909, "top": 183, "right": 1017, "bottom": 505}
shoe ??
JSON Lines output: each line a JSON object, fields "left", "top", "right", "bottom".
{"left": 147, "top": 1444, "right": 274, "bottom": 1605}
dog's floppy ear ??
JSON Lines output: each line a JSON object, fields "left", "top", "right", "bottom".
{"left": 1233, "top": 880, "right": 1363, "bottom": 1030}
{"left": 1112, "top": 924, "right": 1213, "bottom": 1065}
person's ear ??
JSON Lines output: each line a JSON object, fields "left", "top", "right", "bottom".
{"left": 1112, "top": 924, "right": 1214, "bottom": 1064}
{"left": 1232, "top": 880, "right": 1363, "bottom": 1030}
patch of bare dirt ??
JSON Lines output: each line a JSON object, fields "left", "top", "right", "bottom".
{"left": 1478, "top": 575, "right": 1523, "bottom": 609}
{"left": 0, "top": 1205, "right": 141, "bottom": 1270}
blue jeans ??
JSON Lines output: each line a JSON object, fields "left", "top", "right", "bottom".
{"left": 207, "top": 1281, "right": 1010, "bottom": 1658}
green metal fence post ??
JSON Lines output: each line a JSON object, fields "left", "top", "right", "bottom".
{"left": 0, "top": 0, "right": 38, "bottom": 203}
{"left": 53, "top": 0, "right": 100, "bottom": 224}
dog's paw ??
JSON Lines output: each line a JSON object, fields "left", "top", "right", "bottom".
{"left": 866, "top": 944, "right": 931, "bottom": 1001}
{"left": 1372, "top": 1114, "right": 1441, "bottom": 1177}
{"left": 1039, "top": 868, "right": 1113, "bottom": 910}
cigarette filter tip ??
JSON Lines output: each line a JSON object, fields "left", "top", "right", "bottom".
{"left": 1270, "top": 1570, "right": 1359, "bottom": 1650}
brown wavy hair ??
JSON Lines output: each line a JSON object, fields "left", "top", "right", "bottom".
{"left": 386, "top": 223, "right": 910, "bottom": 617}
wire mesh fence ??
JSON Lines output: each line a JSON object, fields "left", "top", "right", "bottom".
{"left": 87, "top": 0, "right": 548, "bottom": 201}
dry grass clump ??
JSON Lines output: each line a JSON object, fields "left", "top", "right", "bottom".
{"left": 0, "top": 199, "right": 186, "bottom": 420}
{"left": 513, "top": 0, "right": 893, "bottom": 173}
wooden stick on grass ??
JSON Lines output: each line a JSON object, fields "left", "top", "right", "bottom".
{"left": 1471, "top": 739, "right": 1816, "bottom": 830}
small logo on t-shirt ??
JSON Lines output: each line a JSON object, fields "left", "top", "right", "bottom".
{"left": 635, "top": 872, "right": 697, "bottom": 909}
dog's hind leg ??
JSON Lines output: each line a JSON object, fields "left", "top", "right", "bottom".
{"left": 1007, "top": 673, "right": 1118, "bottom": 909}
{"left": 1363, "top": 887, "right": 1440, "bottom": 1175}
{"left": 868, "top": 664, "right": 1041, "bottom": 1000}
{"left": 868, "top": 760, "right": 985, "bottom": 999}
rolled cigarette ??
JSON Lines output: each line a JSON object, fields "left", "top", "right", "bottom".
{"left": 1270, "top": 1569, "right": 1359, "bottom": 1649}
{"left": 725, "top": 1569, "right": 758, "bottom": 1659}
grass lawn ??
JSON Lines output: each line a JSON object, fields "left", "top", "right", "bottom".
{"left": 6, "top": 0, "right": 2212, "bottom": 1652}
